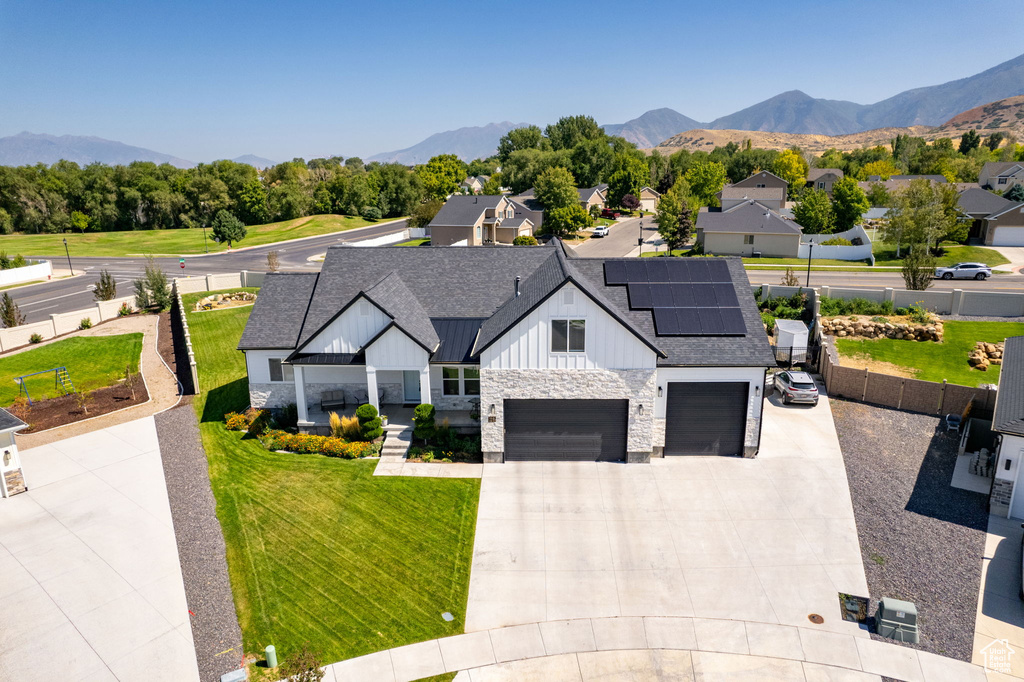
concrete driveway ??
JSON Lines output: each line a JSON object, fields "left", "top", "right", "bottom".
{"left": 466, "top": 385, "right": 869, "bottom": 639}
{"left": 0, "top": 417, "right": 199, "bottom": 681}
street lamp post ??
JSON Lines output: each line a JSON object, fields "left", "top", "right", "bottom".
{"left": 62, "top": 237, "right": 73, "bottom": 276}
{"left": 805, "top": 241, "right": 814, "bottom": 287}
{"left": 202, "top": 223, "right": 209, "bottom": 254}
{"left": 638, "top": 219, "right": 644, "bottom": 248}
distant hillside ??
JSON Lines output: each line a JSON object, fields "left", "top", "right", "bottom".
{"left": 231, "top": 154, "right": 276, "bottom": 168}
{"left": 368, "top": 121, "right": 529, "bottom": 164}
{"left": 652, "top": 125, "right": 933, "bottom": 154}
{"left": 931, "top": 95, "right": 1024, "bottom": 139}
{"left": 603, "top": 108, "right": 704, "bottom": 147}
{"left": 0, "top": 132, "right": 193, "bottom": 168}
{"left": 709, "top": 90, "right": 866, "bottom": 136}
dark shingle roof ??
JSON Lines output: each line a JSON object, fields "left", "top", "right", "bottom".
{"left": 994, "top": 336, "right": 1024, "bottom": 437}
{"left": 808, "top": 168, "right": 844, "bottom": 182}
{"left": 499, "top": 217, "right": 531, "bottom": 229}
{"left": 0, "top": 408, "right": 27, "bottom": 432}
{"left": 698, "top": 201, "right": 802, "bottom": 235}
{"left": 433, "top": 318, "right": 486, "bottom": 363}
{"left": 734, "top": 171, "right": 788, "bottom": 188}
{"left": 363, "top": 272, "right": 440, "bottom": 352}
{"left": 958, "top": 187, "right": 1015, "bottom": 216}
{"left": 237, "top": 272, "right": 319, "bottom": 350}
{"left": 718, "top": 186, "right": 786, "bottom": 201}
{"left": 430, "top": 195, "right": 504, "bottom": 227}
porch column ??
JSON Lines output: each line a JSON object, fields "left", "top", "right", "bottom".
{"left": 294, "top": 365, "right": 310, "bottom": 426}
{"left": 419, "top": 368, "right": 431, "bottom": 406}
{"left": 367, "top": 367, "right": 379, "bottom": 411}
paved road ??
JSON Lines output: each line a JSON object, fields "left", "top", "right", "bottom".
{"left": 747, "top": 269, "right": 1024, "bottom": 291}
{"left": 10, "top": 220, "right": 408, "bottom": 323}
{"left": 572, "top": 217, "right": 655, "bottom": 258}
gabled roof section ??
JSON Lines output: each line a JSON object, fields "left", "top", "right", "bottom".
{"left": 734, "top": 170, "right": 787, "bottom": 188}
{"left": 429, "top": 194, "right": 505, "bottom": 227}
{"left": 957, "top": 187, "right": 1015, "bottom": 216}
{"left": 578, "top": 186, "right": 606, "bottom": 202}
{"left": 698, "top": 200, "right": 803, "bottom": 235}
{"left": 0, "top": 407, "right": 27, "bottom": 433}
{"left": 808, "top": 168, "right": 844, "bottom": 182}
{"left": 473, "top": 242, "right": 665, "bottom": 358}
{"left": 994, "top": 336, "right": 1024, "bottom": 437}
{"left": 988, "top": 202, "right": 1024, "bottom": 222}
{"left": 362, "top": 271, "right": 440, "bottom": 353}
{"left": 718, "top": 186, "right": 786, "bottom": 201}
{"left": 983, "top": 162, "right": 1024, "bottom": 178}
{"left": 237, "top": 272, "right": 319, "bottom": 350}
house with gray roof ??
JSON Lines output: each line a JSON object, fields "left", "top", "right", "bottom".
{"left": 957, "top": 187, "right": 1024, "bottom": 245}
{"left": 427, "top": 194, "right": 534, "bottom": 246}
{"left": 806, "top": 168, "right": 844, "bottom": 195}
{"left": 979, "top": 162, "right": 1024, "bottom": 191}
{"left": 238, "top": 242, "right": 774, "bottom": 462}
{"left": 990, "top": 337, "right": 1024, "bottom": 518}
{"left": 460, "top": 175, "right": 490, "bottom": 194}
{"left": 716, "top": 186, "right": 786, "bottom": 212}
{"left": 696, "top": 200, "right": 802, "bottom": 258}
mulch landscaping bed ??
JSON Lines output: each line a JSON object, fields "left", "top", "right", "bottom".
{"left": 9, "top": 380, "right": 149, "bottom": 433}
{"left": 831, "top": 398, "right": 989, "bottom": 662}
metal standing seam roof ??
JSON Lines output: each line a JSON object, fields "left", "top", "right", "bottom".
{"left": 994, "top": 336, "right": 1024, "bottom": 437}
{"left": 432, "top": 318, "right": 487, "bottom": 363}
{"left": 698, "top": 200, "right": 803, "bottom": 235}
{"left": 0, "top": 408, "right": 27, "bottom": 433}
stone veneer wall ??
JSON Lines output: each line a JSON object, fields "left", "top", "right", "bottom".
{"left": 480, "top": 368, "right": 657, "bottom": 463}
{"left": 430, "top": 390, "right": 480, "bottom": 411}
{"left": 991, "top": 478, "right": 1014, "bottom": 517}
{"left": 250, "top": 382, "right": 404, "bottom": 412}
{"left": 249, "top": 382, "right": 296, "bottom": 409}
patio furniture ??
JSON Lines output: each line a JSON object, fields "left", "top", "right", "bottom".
{"left": 945, "top": 413, "right": 962, "bottom": 433}
{"left": 320, "top": 390, "right": 346, "bottom": 412}
{"left": 353, "top": 388, "right": 385, "bottom": 405}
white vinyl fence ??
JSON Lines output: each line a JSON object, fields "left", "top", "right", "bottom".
{"left": 0, "top": 295, "right": 138, "bottom": 352}
{"left": 755, "top": 283, "right": 1024, "bottom": 318}
{"left": 798, "top": 225, "right": 873, "bottom": 262}
{"left": 0, "top": 260, "right": 52, "bottom": 287}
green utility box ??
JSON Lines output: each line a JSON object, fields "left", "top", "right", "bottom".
{"left": 877, "top": 597, "right": 919, "bottom": 643}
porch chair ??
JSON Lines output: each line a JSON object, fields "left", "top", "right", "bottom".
{"left": 945, "top": 413, "right": 962, "bottom": 433}
{"left": 320, "top": 390, "right": 346, "bottom": 412}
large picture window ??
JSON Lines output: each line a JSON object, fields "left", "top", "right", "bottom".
{"left": 442, "top": 366, "right": 480, "bottom": 395}
{"left": 268, "top": 358, "right": 294, "bottom": 383}
{"left": 551, "top": 319, "right": 585, "bottom": 353}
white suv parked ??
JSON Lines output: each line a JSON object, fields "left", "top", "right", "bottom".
{"left": 934, "top": 262, "right": 992, "bottom": 280}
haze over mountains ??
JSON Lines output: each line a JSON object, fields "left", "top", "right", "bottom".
{"left": 3, "top": 53, "right": 1023, "bottom": 168}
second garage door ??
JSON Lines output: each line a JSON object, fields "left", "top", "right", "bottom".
{"left": 664, "top": 382, "right": 748, "bottom": 456}
{"left": 504, "top": 399, "right": 628, "bottom": 461}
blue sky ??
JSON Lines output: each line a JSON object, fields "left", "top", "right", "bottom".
{"left": 1, "top": 0, "right": 1021, "bottom": 163}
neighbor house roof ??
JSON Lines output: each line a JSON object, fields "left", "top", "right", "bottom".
{"left": 983, "top": 162, "right": 1024, "bottom": 178}
{"left": 987, "top": 202, "right": 1024, "bottom": 224}
{"left": 429, "top": 195, "right": 505, "bottom": 227}
{"left": 808, "top": 168, "right": 844, "bottom": 182}
{"left": 578, "top": 186, "right": 606, "bottom": 203}
{"left": 698, "top": 200, "right": 803, "bottom": 235}
{"left": 994, "top": 336, "right": 1024, "bottom": 437}
{"left": 498, "top": 217, "right": 532, "bottom": 230}
{"left": 887, "top": 174, "right": 948, "bottom": 183}
{"left": 717, "top": 186, "right": 786, "bottom": 202}
{"left": 957, "top": 187, "right": 1016, "bottom": 217}
{"left": 734, "top": 170, "right": 788, "bottom": 188}
{"left": 0, "top": 408, "right": 27, "bottom": 433}
{"left": 237, "top": 272, "right": 320, "bottom": 350}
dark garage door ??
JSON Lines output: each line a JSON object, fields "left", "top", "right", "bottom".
{"left": 504, "top": 399, "right": 628, "bottom": 461}
{"left": 665, "top": 382, "right": 747, "bottom": 456}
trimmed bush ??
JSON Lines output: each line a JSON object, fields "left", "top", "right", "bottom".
{"left": 29, "top": 333, "right": 43, "bottom": 344}
{"left": 79, "top": 317, "right": 93, "bottom": 330}
{"left": 760, "top": 310, "right": 776, "bottom": 333}
{"left": 513, "top": 235, "right": 538, "bottom": 246}
{"left": 820, "top": 237, "right": 853, "bottom": 246}
{"left": 355, "top": 403, "right": 381, "bottom": 441}
{"left": 819, "top": 296, "right": 893, "bottom": 317}
{"left": 413, "top": 403, "right": 436, "bottom": 442}
{"left": 361, "top": 206, "right": 382, "bottom": 221}
{"left": 259, "top": 430, "right": 376, "bottom": 459}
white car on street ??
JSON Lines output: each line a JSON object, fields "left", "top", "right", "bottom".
{"left": 934, "top": 262, "right": 992, "bottom": 280}
{"left": 591, "top": 225, "right": 610, "bottom": 238}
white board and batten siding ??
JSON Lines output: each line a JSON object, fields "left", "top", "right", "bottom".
{"left": 302, "top": 297, "right": 389, "bottom": 354}
{"left": 365, "top": 326, "right": 430, "bottom": 368}
{"left": 247, "top": 349, "right": 366, "bottom": 384}
{"left": 480, "top": 282, "right": 657, "bottom": 370}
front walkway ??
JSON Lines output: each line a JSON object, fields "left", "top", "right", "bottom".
{"left": 465, "top": 391, "right": 868, "bottom": 637}
{"left": 0, "top": 417, "right": 199, "bottom": 681}
{"left": 974, "top": 514, "right": 1024, "bottom": 680}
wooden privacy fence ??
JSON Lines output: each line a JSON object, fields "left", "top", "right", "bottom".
{"left": 820, "top": 337, "right": 997, "bottom": 416}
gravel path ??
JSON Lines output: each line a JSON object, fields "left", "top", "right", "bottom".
{"left": 940, "top": 314, "right": 1024, "bottom": 323}
{"left": 155, "top": 404, "right": 243, "bottom": 682}
{"left": 832, "top": 399, "right": 988, "bottom": 662}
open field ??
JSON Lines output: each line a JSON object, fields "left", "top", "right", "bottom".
{"left": 835, "top": 320, "right": 1024, "bottom": 387}
{"left": 0, "top": 333, "right": 142, "bottom": 404}
{"left": 0, "top": 214, "right": 403, "bottom": 258}
{"left": 184, "top": 291, "right": 479, "bottom": 669}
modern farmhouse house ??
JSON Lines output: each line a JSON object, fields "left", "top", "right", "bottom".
{"left": 238, "top": 242, "right": 774, "bottom": 462}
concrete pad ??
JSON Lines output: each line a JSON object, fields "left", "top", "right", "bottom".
{"left": 799, "top": 628, "right": 862, "bottom": 670}
{"left": 330, "top": 650, "right": 395, "bottom": 682}
{"left": 590, "top": 616, "right": 648, "bottom": 651}
{"left": 616, "top": 569, "right": 694, "bottom": 617}
{"left": 773, "top": 478, "right": 856, "bottom": 520}
{"left": 73, "top": 590, "right": 175, "bottom": 663}
{"left": 718, "top": 478, "right": 793, "bottom": 521}
{"left": 693, "top": 618, "right": 749, "bottom": 655}
{"left": 691, "top": 651, "right": 806, "bottom": 681}
{"left": 576, "top": 649, "right": 668, "bottom": 681}
{"left": 0, "top": 620, "right": 108, "bottom": 681}
{"left": 855, "top": 636, "right": 923, "bottom": 681}
{"left": 917, "top": 650, "right": 988, "bottom": 682}
{"left": 388, "top": 639, "right": 444, "bottom": 681}
{"left": 650, "top": 457, "right": 716, "bottom": 480}
{"left": 731, "top": 518, "right": 819, "bottom": 566}
{"left": 487, "top": 623, "right": 546, "bottom": 663}
{"left": 651, "top": 649, "right": 696, "bottom": 679}
{"left": 439, "top": 631, "right": 497, "bottom": 672}
{"left": 39, "top": 555, "right": 134, "bottom": 618}
{"left": 20, "top": 443, "right": 88, "bottom": 488}
{"left": 473, "top": 519, "right": 546, "bottom": 571}
{"left": 801, "top": 662, "right": 882, "bottom": 681}
{"left": 466, "top": 570, "right": 546, "bottom": 631}
{"left": 538, "top": 618, "right": 596, "bottom": 655}
{"left": 823, "top": 563, "right": 871, "bottom": 599}
{"left": 546, "top": 571, "right": 620, "bottom": 621}
{"left": 606, "top": 519, "right": 679, "bottom": 570}
{"left": 543, "top": 518, "right": 613, "bottom": 570}
{"left": 669, "top": 518, "right": 750, "bottom": 568}
{"left": 655, "top": 477, "right": 729, "bottom": 513}
{"left": 682, "top": 567, "right": 778, "bottom": 622}
{"left": 467, "top": 653, "right": 583, "bottom": 682}
{"left": 796, "top": 517, "right": 865, "bottom": 565}
{"left": 643, "top": 617, "right": 698, "bottom": 650}
{"left": 106, "top": 628, "right": 198, "bottom": 682}
{"left": 755, "top": 564, "right": 854, "bottom": 633}
{"left": 744, "top": 621, "right": 804, "bottom": 660}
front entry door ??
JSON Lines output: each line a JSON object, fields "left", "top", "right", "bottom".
{"left": 403, "top": 371, "right": 421, "bottom": 403}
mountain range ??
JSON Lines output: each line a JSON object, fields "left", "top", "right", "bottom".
{"left": 366, "top": 121, "right": 529, "bottom": 165}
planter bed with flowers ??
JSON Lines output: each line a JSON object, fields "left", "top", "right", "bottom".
{"left": 223, "top": 407, "right": 380, "bottom": 459}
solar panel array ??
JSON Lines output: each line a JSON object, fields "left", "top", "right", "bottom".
{"left": 603, "top": 259, "right": 747, "bottom": 337}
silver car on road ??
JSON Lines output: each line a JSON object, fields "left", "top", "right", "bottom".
{"left": 934, "top": 262, "right": 992, "bottom": 280}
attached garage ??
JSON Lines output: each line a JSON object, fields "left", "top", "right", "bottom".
{"left": 664, "top": 382, "right": 747, "bottom": 456}
{"left": 504, "top": 399, "right": 628, "bottom": 461}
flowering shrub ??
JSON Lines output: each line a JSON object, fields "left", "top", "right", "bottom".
{"left": 260, "top": 430, "right": 376, "bottom": 459}
{"left": 245, "top": 408, "right": 270, "bottom": 436}
{"left": 117, "top": 302, "right": 133, "bottom": 317}
{"left": 224, "top": 412, "right": 248, "bottom": 430}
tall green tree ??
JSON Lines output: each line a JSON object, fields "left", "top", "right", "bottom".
{"left": 0, "top": 292, "right": 25, "bottom": 328}
{"left": 569, "top": 138, "right": 614, "bottom": 187}
{"left": 544, "top": 115, "right": 604, "bottom": 151}
{"left": 417, "top": 154, "right": 467, "bottom": 201}
{"left": 901, "top": 244, "right": 935, "bottom": 291}
{"left": 882, "top": 179, "right": 952, "bottom": 255}
{"left": 959, "top": 129, "right": 981, "bottom": 155}
{"left": 606, "top": 156, "right": 648, "bottom": 209}
{"left": 237, "top": 179, "right": 270, "bottom": 225}
{"left": 830, "top": 176, "right": 870, "bottom": 231}
{"left": 683, "top": 161, "right": 728, "bottom": 207}
{"left": 211, "top": 209, "right": 247, "bottom": 246}
{"left": 793, "top": 189, "right": 835, "bottom": 234}
{"left": 654, "top": 191, "right": 694, "bottom": 253}
{"left": 533, "top": 166, "right": 579, "bottom": 210}
{"left": 543, "top": 204, "right": 592, "bottom": 238}
{"left": 497, "top": 125, "right": 547, "bottom": 163}
{"left": 771, "top": 149, "right": 809, "bottom": 197}
{"left": 481, "top": 174, "right": 503, "bottom": 195}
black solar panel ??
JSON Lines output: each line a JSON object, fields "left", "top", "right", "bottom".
{"left": 627, "top": 283, "right": 653, "bottom": 309}
{"left": 651, "top": 283, "right": 674, "bottom": 308}
{"left": 670, "top": 284, "right": 694, "bottom": 308}
{"left": 604, "top": 260, "right": 627, "bottom": 285}
{"left": 706, "top": 258, "right": 730, "bottom": 282}
{"left": 688, "top": 259, "right": 710, "bottom": 282}
{"left": 646, "top": 259, "right": 669, "bottom": 282}
{"left": 698, "top": 307, "right": 724, "bottom": 335}
{"left": 677, "top": 308, "right": 702, "bottom": 334}
{"left": 664, "top": 259, "right": 691, "bottom": 282}
{"left": 720, "top": 308, "right": 747, "bottom": 335}
{"left": 713, "top": 284, "right": 739, "bottom": 307}
{"left": 653, "top": 308, "right": 678, "bottom": 334}
{"left": 691, "top": 284, "right": 716, "bottom": 307}
{"left": 624, "top": 260, "right": 648, "bottom": 282}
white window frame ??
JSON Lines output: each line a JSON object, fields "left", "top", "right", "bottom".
{"left": 551, "top": 318, "right": 586, "bottom": 353}
{"left": 268, "top": 358, "right": 295, "bottom": 383}
{"left": 475, "top": 224, "right": 482, "bottom": 241}
{"left": 441, "top": 366, "right": 480, "bottom": 395}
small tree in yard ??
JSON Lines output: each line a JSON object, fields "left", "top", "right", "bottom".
{"left": 133, "top": 257, "right": 171, "bottom": 311}
{"left": 0, "top": 292, "right": 26, "bottom": 328}
{"left": 211, "top": 209, "right": 247, "bottom": 247}
{"left": 266, "top": 251, "right": 280, "bottom": 272}
{"left": 94, "top": 269, "right": 117, "bottom": 301}
{"left": 280, "top": 642, "right": 324, "bottom": 682}
{"left": 413, "top": 403, "right": 436, "bottom": 443}
{"left": 355, "top": 403, "right": 382, "bottom": 441}
{"left": 621, "top": 193, "right": 641, "bottom": 212}
{"left": 901, "top": 244, "right": 935, "bottom": 291}
{"left": 124, "top": 365, "right": 139, "bottom": 401}
{"left": 780, "top": 268, "right": 800, "bottom": 287}
{"left": 544, "top": 204, "right": 592, "bottom": 239}
{"left": 654, "top": 192, "right": 693, "bottom": 254}
{"left": 75, "top": 390, "right": 92, "bottom": 416}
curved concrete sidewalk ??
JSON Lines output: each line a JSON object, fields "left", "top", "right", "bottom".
{"left": 325, "top": 615, "right": 985, "bottom": 682}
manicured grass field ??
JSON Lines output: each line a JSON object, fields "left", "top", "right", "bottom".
{"left": 0, "top": 333, "right": 142, "bottom": 405}
{"left": 184, "top": 291, "right": 479, "bottom": 668}
{"left": 0, "top": 214, "right": 404, "bottom": 258}
{"left": 396, "top": 238, "right": 430, "bottom": 246}
{"left": 835, "top": 321, "right": 1024, "bottom": 387}
{"left": 872, "top": 244, "right": 1010, "bottom": 268}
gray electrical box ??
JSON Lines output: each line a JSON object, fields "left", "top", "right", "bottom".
{"left": 877, "top": 597, "right": 919, "bottom": 643}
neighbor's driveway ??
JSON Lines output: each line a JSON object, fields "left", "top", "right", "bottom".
{"left": 466, "top": 385, "right": 869, "bottom": 639}
{"left": 0, "top": 417, "right": 199, "bottom": 681}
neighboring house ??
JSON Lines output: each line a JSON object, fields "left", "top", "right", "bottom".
{"left": 508, "top": 196, "right": 544, "bottom": 230}
{"left": 639, "top": 186, "right": 661, "bottom": 212}
{"left": 990, "top": 336, "right": 1024, "bottom": 518}
{"left": 807, "top": 168, "right": 844, "bottom": 195}
{"left": 716, "top": 186, "right": 786, "bottom": 212}
{"left": 979, "top": 162, "right": 1024, "bottom": 191}
{"left": 733, "top": 170, "right": 789, "bottom": 192}
{"left": 696, "top": 200, "right": 802, "bottom": 258}
{"left": 981, "top": 202, "right": 1024, "bottom": 246}
{"left": 460, "top": 175, "right": 490, "bottom": 193}
{"left": 427, "top": 195, "right": 534, "bottom": 246}
{"left": 0, "top": 408, "right": 28, "bottom": 498}
{"left": 578, "top": 184, "right": 608, "bottom": 212}
{"left": 238, "top": 242, "right": 775, "bottom": 462}
{"left": 957, "top": 187, "right": 1019, "bottom": 243}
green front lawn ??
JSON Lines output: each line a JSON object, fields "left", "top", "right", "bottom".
{"left": 835, "top": 321, "right": 1024, "bottom": 387}
{"left": 0, "top": 333, "right": 142, "bottom": 405}
{"left": 185, "top": 291, "right": 479, "bottom": 669}
{"left": 871, "top": 244, "right": 1010, "bottom": 268}
{"left": 396, "top": 238, "right": 430, "bottom": 246}
{"left": 1, "top": 214, "right": 404, "bottom": 258}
